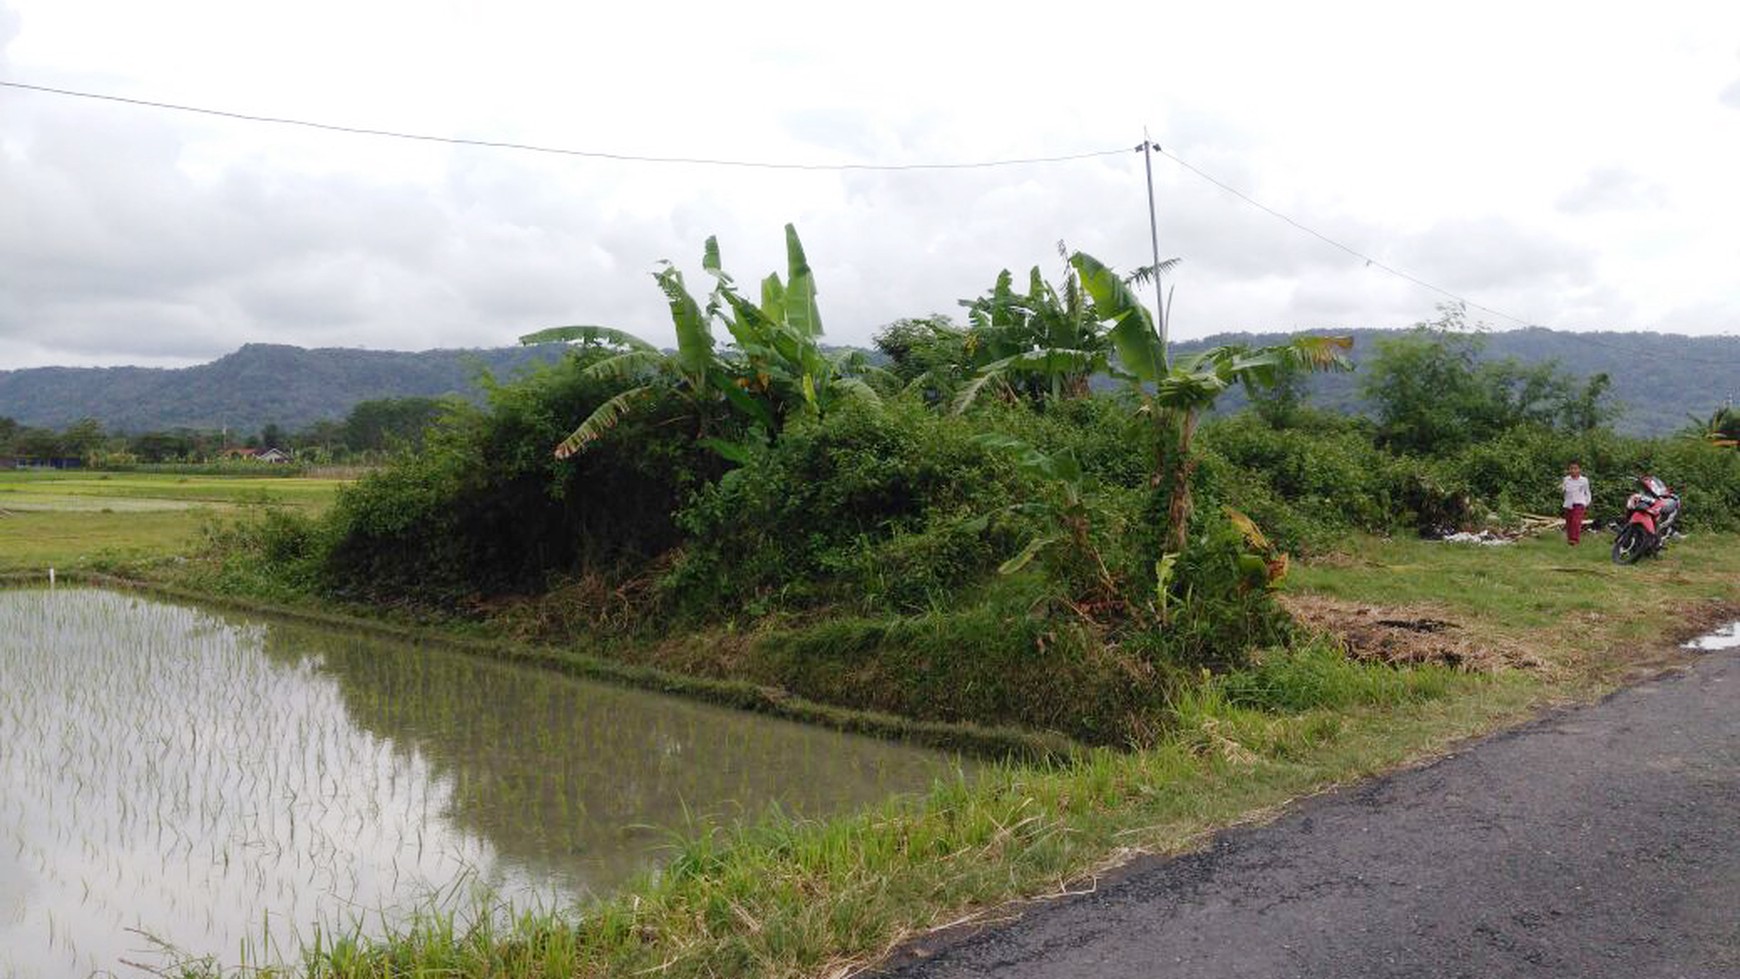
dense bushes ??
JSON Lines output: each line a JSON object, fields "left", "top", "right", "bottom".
{"left": 209, "top": 353, "right": 1740, "bottom": 624}
{"left": 246, "top": 352, "right": 733, "bottom": 607}
{"left": 1194, "top": 411, "right": 1474, "bottom": 547}
{"left": 1422, "top": 424, "right": 1740, "bottom": 532}
{"left": 194, "top": 329, "right": 1740, "bottom": 745}
{"left": 665, "top": 400, "right": 1029, "bottom": 617}
{"left": 1196, "top": 412, "right": 1401, "bottom": 546}
{"left": 1192, "top": 408, "right": 1740, "bottom": 541}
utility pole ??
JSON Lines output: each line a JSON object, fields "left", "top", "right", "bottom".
{"left": 1141, "top": 132, "right": 1167, "bottom": 366}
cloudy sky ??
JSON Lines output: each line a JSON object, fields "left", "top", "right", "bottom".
{"left": 3, "top": 1, "right": 1739, "bottom": 368}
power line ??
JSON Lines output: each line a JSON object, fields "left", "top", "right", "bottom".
{"left": 1150, "top": 142, "right": 1545, "bottom": 330}
{"left": 0, "top": 79, "right": 1128, "bottom": 171}
{"left": 1149, "top": 142, "right": 1740, "bottom": 367}
{"left": 6, "top": 78, "right": 1733, "bottom": 365}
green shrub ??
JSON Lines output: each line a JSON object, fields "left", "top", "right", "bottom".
{"left": 333, "top": 361, "right": 730, "bottom": 606}
{"left": 1143, "top": 511, "right": 1292, "bottom": 672}
{"left": 195, "top": 506, "right": 333, "bottom": 601}
{"left": 196, "top": 352, "right": 733, "bottom": 609}
{"left": 1196, "top": 413, "right": 1416, "bottom": 545}
{"left": 1638, "top": 438, "right": 1740, "bottom": 532}
{"left": 1433, "top": 425, "right": 1740, "bottom": 532}
{"left": 664, "top": 400, "right": 1028, "bottom": 617}
{"left": 976, "top": 395, "right": 1152, "bottom": 488}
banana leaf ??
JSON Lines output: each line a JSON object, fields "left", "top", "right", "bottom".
{"left": 999, "top": 535, "right": 1061, "bottom": 575}
{"left": 552, "top": 385, "right": 655, "bottom": 459}
{"left": 580, "top": 349, "right": 664, "bottom": 383}
{"left": 1072, "top": 252, "right": 1164, "bottom": 384}
{"left": 783, "top": 224, "right": 824, "bottom": 338}
{"left": 653, "top": 264, "right": 716, "bottom": 384}
{"left": 518, "top": 325, "right": 658, "bottom": 351}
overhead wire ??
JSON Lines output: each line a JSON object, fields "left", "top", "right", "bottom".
{"left": 1149, "top": 142, "right": 1740, "bottom": 366}
{"left": 4, "top": 78, "right": 1736, "bottom": 364}
{"left": 0, "top": 80, "right": 1128, "bottom": 171}
{"left": 1149, "top": 142, "right": 1541, "bottom": 330}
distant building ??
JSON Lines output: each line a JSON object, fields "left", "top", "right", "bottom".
{"left": 220, "top": 447, "right": 292, "bottom": 463}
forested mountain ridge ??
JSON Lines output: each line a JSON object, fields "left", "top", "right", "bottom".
{"left": 1, "top": 328, "right": 1733, "bottom": 436}
{"left": 1177, "top": 327, "right": 1740, "bottom": 435}
{"left": 0, "top": 343, "right": 567, "bottom": 433}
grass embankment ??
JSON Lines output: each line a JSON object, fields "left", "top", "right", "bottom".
{"left": 495, "top": 588, "right": 1157, "bottom": 747}
{"left": 150, "top": 528, "right": 1740, "bottom": 977}
{"left": 0, "top": 471, "right": 343, "bottom": 573}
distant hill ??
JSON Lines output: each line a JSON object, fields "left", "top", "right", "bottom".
{"left": 0, "top": 343, "right": 568, "bottom": 434}
{"left": 2, "top": 329, "right": 1734, "bottom": 436}
{"left": 1176, "top": 327, "right": 1740, "bottom": 436}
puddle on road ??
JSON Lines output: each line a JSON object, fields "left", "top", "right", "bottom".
{"left": 1682, "top": 621, "right": 1740, "bottom": 651}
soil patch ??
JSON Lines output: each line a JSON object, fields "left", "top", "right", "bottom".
{"left": 1279, "top": 594, "right": 1544, "bottom": 671}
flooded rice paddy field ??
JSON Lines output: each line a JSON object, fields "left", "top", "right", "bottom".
{"left": 0, "top": 588, "right": 970, "bottom": 977}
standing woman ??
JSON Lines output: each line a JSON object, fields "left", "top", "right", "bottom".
{"left": 1562, "top": 461, "right": 1592, "bottom": 546}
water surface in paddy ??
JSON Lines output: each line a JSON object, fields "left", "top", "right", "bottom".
{"left": 0, "top": 588, "right": 970, "bottom": 977}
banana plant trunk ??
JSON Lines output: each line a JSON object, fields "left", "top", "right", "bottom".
{"left": 1163, "top": 409, "right": 1201, "bottom": 557}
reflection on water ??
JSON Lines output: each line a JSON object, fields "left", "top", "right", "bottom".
{"left": 0, "top": 589, "right": 969, "bottom": 977}
{"left": 1683, "top": 621, "right": 1740, "bottom": 651}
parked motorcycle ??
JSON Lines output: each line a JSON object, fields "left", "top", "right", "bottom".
{"left": 1611, "top": 474, "right": 1681, "bottom": 564}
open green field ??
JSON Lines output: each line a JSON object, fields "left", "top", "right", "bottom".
{"left": 0, "top": 470, "right": 345, "bottom": 573}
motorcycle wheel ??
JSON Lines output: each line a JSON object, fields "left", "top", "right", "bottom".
{"left": 1611, "top": 524, "right": 1648, "bottom": 565}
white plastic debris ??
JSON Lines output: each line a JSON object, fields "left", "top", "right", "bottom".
{"left": 1435, "top": 530, "right": 1515, "bottom": 546}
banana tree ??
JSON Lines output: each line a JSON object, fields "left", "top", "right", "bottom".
{"left": 1690, "top": 404, "right": 1740, "bottom": 449}
{"left": 519, "top": 262, "right": 772, "bottom": 459}
{"left": 1067, "top": 252, "right": 1353, "bottom": 559}
{"left": 521, "top": 225, "right": 873, "bottom": 460}
{"left": 959, "top": 266, "right": 1099, "bottom": 403}
{"left": 703, "top": 225, "right": 880, "bottom": 429}
{"left": 953, "top": 249, "right": 1181, "bottom": 411}
{"left": 955, "top": 250, "right": 1351, "bottom": 561}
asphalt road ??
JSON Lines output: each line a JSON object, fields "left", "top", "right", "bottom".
{"left": 880, "top": 650, "right": 1740, "bottom": 978}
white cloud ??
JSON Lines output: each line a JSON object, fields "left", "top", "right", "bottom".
{"left": 1722, "top": 75, "right": 1740, "bottom": 109}
{"left": 1556, "top": 168, "right": 1668, "bottom": 214}
{"left": 3, "top": 0, "right": 1740, "bottom": 367}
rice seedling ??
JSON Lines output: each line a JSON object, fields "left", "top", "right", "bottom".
{"left": 0, "top": 587, "right": 968, "bottom": 977}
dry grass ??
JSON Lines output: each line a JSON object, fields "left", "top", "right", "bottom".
{"left": 1280, "top": 594, "right": 1547, "bottom": 672}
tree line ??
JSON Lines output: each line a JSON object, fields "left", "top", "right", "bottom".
{"left": 0, "top": 396, "right": 452, "bottom": 466}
